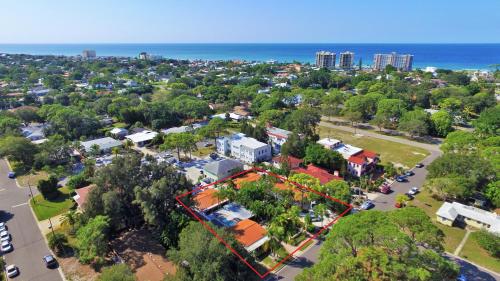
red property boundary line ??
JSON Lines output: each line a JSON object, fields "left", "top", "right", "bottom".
{"left": 175, "top": 166, "right": 352, "bottom": 279}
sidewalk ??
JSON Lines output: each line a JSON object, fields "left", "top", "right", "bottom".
{"left": 38, "top": 214, "right": 65, "bottom": 235}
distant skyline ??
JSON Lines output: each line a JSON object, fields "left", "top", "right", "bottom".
{"left": 1, "top": 0, "right": 499, "bottom": 44}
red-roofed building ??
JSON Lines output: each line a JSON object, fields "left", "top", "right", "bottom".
{"left": 292, "top": 164, "right": 343, "bottom": 185}
{"left": 231, "top": 219, "right": 270, "bottom": 253}
{"left": 272, "top": 155, "right": 303, "bottom": 169}
{"left": 347, "top": 150, "right": 379, "bottom": 177}
{"left": 73, "top": 184, "right": 95, "bottom": 210}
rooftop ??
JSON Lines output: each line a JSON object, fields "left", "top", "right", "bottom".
{"left": 293, "top": 164, "right": 343, "bottom": 185}
{"left": 126, "top": 130, "right": 158, "bottom": 143}
{"left": 209, "top": 203, "right": 254, "bottom": 227}
{"left": 193, "top": 188, "right": 226, "bottom": 212}
{"left": 203, "top": 159, "right": 244, "bottom": 177}
{"left": 234, "top": 172, "right": 262, "bottom": 189}
{"left": 231, "top": 219, "right": 268, "bottom": 250}
{"left": 73, "top": 184, "right": 95, "bottom": 208}
{"left": 266, "top": 126, "right": 292, "bottom": 138}
{"left": 436, "top": 202, "right": 500, "bottom": 233}
{"left": 81, "top": 137, "right": 122, "bottom": 152}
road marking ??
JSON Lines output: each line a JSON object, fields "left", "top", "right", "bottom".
{"left": 0, "top": 188, "right": 5, "bottom": 192}
{"left": 11, "top": 202, "right": 28, "bottom": 208}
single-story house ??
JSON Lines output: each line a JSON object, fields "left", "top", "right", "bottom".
{"left": 125, "top": 130, "right": 158, "bottom": 147}
{"left": 21, "top": 123, "right": 48, "bottom": 141}
{"left": 109, "top": 127, "right": 129, "bottom": 139}
{"left": 231, "top": 219, "right": 270, "bottom": 253}
{"left": 203, "top": 159, "right": 244, "bottom": 182}
{"left": 436, "top": 201, "right": 500, "bottom": 234}
{"left": 73, "top": 184, "right": 95, "bottom": 210}
{"left": 292, "top": 164, "right": 343, "bottom": 185}
{"left": 193, "top": 188, "right": 227, "bottom": 213}
{"left": 81, "top": 137, "right": 122, "bottom": 154}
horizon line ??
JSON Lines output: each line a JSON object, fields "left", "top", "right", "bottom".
{"left": 1, "top": 42, "right": 500, "bottom": 45}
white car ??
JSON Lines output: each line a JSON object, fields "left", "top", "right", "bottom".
{"left": 0, "top": 231, "right": 10, "bottom": 242}
{"left": 5, "top": 264, "right": 19, "bottom": 278}
{"left": 1, "top": 241, "right": 12, "bottom": 252}
{"left": 408, "top": 187, "right": 419, "bottom": 195}
{"left": 0, "top": 223, "right": 6, "bottom": 232}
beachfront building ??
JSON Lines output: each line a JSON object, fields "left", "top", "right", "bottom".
{"left": 315, "top": 51, "right": 336, "bottom": 69}
{"left": 339, "top": 52, "right": 354, "bottom": 69}
{"left": 217, "top": 133, "right": 271, "bottom": 164}
{"left": 266, "top": 126, "right": 292, "bottom": 153}
{"left": 82, "top": 49, "right": 96, "bottom": 59}
{"left": 373, "top": 52, "right": 413, "bottom": 71}
{"left": 436, "top": 202, "right": 500, "bottom": 234}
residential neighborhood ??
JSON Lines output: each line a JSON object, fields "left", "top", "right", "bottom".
{"left": 0, "top": 25, "right": 499, "bottom": 281}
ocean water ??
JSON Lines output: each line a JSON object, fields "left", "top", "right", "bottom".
{"left": 1, "top": 43, "right": 500, "bottom": 70}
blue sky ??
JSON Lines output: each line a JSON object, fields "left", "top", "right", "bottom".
{"left": 1, "top": 0, "right": 499, "bottom": 43}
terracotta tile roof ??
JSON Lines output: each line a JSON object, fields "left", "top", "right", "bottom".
{"left": 231, "top": 219, "right": 267, "bottom": 247}
{"left": 234, "top": 172, "right": 261, "bottom": 189}
{"left": 292, "top": 164, "right": 343, "bottom": 185}
{"left": 193, "top": 189, "right": 224, "bottom": 211}
{"left": 348, "top": 155, "right": 366, "bottom": 165}
{"left": 74, "top": 184, "right": 95, "bottom": 208}
{"left": 355, "top": 150, "right": 378, "bottom": 159}
{"left": 272, "top": 155, "right": 303, "bottom": 169}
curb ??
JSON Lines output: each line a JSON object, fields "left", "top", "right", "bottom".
{"left": 3, "top": 158, "right": 24, "bottom": 189}
{"left": 445, "top": 251, "right": 500, "bottom": 278}
{"left": 28, "top": 202, "right": 68, "bottom": 281}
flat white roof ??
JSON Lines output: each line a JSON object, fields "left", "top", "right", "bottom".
{"left": 334, "top": 144, "right": 363, "bottom": 159}
{"left": 125, "top": 130, "right": 158, "bottom": 143}
{"left": 81, "top": 137, "right": 122, "bottom": 152}
{"left": 317, "top": 138, "right": 341, "bottom": 148}
{"left": 234, "top": 137, "right": 269, "bottom": 149}
{"left": 245, "top": 236, "right": 270, "bottom": 252}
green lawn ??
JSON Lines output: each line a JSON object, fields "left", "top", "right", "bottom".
{"left": 410, "top": 190, "right": 466, "bottom": 252}
{"left": 30, "top": 187, "right": 75, "bottom": 221}
{"left": 193, "top": 146, "right": 215, "bottom": 157}
{"left": 318, "top": 126, "right": 429, "bottom": 168}
{"left": 16, "top": 170, "right": 49, "bottom": 188}
{"left": 460, "top": 234, "right": 500, "bottom": 273}
{"left": 261, "top": 247, "right": 289, "bottom": 269}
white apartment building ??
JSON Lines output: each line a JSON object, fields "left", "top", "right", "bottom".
{"left": 266, "top": 126, "right": 292, "bottom": 153}
{"left": 217, "top": 133, "right": 271, "bottom": 163}
{"left": 373, "top": 52, "right": 413, "bottom": 71}
{"left": 315, "top": 51, "right": 336, "bottom": 69}
{"left": 339, "top": 52, "right": 354, "bottom": 69}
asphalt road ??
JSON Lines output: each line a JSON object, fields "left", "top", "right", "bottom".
{"left": 0, "top": 159, "right": 63, "bottom": 281}
{"left": 272, "top": 124, "right": 500, "bottom": 281}
{"left": 371, "top": 150, "right": 442, "bottom": 211}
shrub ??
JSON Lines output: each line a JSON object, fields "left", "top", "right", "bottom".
{"left": 98, "top": 264, "right": 136, "bottom": 281}
{"left": 67, "top": 173, "right": 90, "bottom": 190}
{"left": 37, "top": 175, "right": 60, "bottom": 200}
{"left": 48, "top": 233, "right": 68, "bottom": 256}
{"left": 472, "top": 230, "right": 500, "bottom": 258}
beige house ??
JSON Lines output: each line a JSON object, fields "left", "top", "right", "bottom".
{"left": 436, "top": 202, "right": 500, "bottom": 234}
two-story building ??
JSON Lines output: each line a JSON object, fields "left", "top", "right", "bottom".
{"left": 217, "top": 133, "right": 271, "bottom": 164}
{"left": 317, "top": 138, "right": 379, "bottom": 177}
{"left": 266, "top": 126, "right": 292, "bottom": 154}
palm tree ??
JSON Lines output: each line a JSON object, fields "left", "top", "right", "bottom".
{"left": 60, "top": 210, "right": 79, "bottom": 234}
{"left": 124, "top": 139, "right": 134, "bottom": 151}
{"left": 111, "top": 147, "right": 120, "bottom": 157}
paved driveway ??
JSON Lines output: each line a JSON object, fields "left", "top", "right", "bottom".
{"left": 0, "top": 159, "right": 63, "bottom": 281}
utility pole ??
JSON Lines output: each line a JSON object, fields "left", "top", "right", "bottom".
{"left": 28, "top": 182, "right": 35, "bottom": 205}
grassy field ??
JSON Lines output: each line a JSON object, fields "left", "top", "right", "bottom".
{"left": 460, "top": 235, "right": 500, "bottom": 273}
{"left": 30, "top": 187, "right": 75, "bottom": 221}
{"left": 16, "top": 170, "right": 49, "bottom": 187}
{"left": 318, "top": 126, "right": 429, "bottom": 168}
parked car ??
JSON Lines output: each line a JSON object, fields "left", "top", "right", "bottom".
{"left": 404, "top": 193, "right": 415, "bottom": 200}
{"left": 43, "top": 254, "right": 57, "bottom": 268}
{"left": 457, "top": 274, "right": 467, "bottom": 281}
{"left": 415, "top": 163, "right": 424, "bottom": 168}
{"left": 360, "top": 200, "right": 374, "bottom": 210}
{"left": 209, "top": 153, "right": 219, "bottom": 160}
{"left": 0, "top": 223, "right": 6, "bottom": 232}
{"left": 203, "top": 143, "right": 213, "bottom": 147}
{"left": 1, "top": 241, "right": 12, "bottom": 252}
{"left": 0, "top": 231, "right": 10, "bottom": 242}
{"left": 408, "top": 187, "right": 419, "bottom": 195}
{"left": 379, "top": 184, "right": 391, "bottom": 194}
{"left": 395, "top": 176, "right": 406, "bottom": 182}
{"left": 7, "top": 171, "right": 15, "bottom": 178}
{"left": 404, "top": 171, "right": 414, "bottom": 176}
{"left": 5, "top": 264, "right": 19, "bottom": 278}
